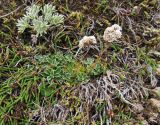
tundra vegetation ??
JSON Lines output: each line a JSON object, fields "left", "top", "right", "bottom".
{"left": 0, "top": 0, "right": 160, "bottom": 125}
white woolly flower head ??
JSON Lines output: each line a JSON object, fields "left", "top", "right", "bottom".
{"left": 112, "top": 24, "right": 122, "bottom": 31}
{"left": 78, "top": 36, "right": 97, "bottom": 48}
{"left": 103, "top": 24, "right": 122, "bottom": 43}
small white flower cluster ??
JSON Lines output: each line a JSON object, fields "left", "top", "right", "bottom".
{"left": 78, "top": 24, "right": 122, "bottom": 49}
{"left": 76, "top": 24, "right": 122, "bottom": 56}
{"left": 78, "top": 36, "right": 97, "bottom": 48}
{"left": 103, "top": 24, "right": 122, "bottom": 43}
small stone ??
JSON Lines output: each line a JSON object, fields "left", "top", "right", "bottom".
{"left": 149, "top": 98, "right": 160, "bottom": 113}
{"left": 123, "top": 122, "right": 133, "bottom": 125}
{"left": 133, "top": 103, "right": 144, "bottom": 113}
{"left": 150, "top": 87, "right": 160, "bottom": 99}
{"left": 148, "top": 112, "right": 159, "bottom": 124}
{"left": 156, "top": 67, "right": 160, "bottom": 76}
{"left": 141, "top": 120, "right": 149, "bottom": 125}
{"left": 137, "top": 114, "right": 144, "bottom": 120}
{"left": 123, "top": 123, "right": 128, "bottom": 125}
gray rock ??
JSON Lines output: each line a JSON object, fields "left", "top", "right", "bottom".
{"left": 141, "top": 120, "right": 149, "bottom": 125}
{"left": 133, "top": 103, "right": 144, "bottom": 113}
{"left": 148, "top": 112, "right": 159, "bottom": 124}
